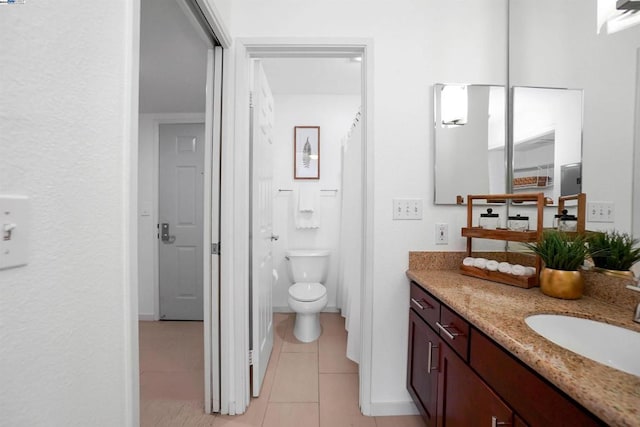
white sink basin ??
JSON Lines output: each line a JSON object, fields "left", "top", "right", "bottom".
{"left": 525, "top": 314, "right": 640, "bottom": 377}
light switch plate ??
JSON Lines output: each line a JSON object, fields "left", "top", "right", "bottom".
{"left": 393, "top": 199, "right": 423, "bottom": 220}
{"left": 0, "top": 195, "right": 30, "bottom": 270}
{"left": 587, "top": 202, "right": 615, "bottom": 223}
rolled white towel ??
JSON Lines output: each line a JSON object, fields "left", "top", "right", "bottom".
{"left": 511, "top": 264, "right": 526, "bottom": 276}
{"left": 473, "top": 258, "right": 488, "bottom": 269}
{"left": 498, "top": 262, "right": 512, "bottom": 274}
{"left": 462, "top": 257, "right": 475, "bottom": 267}
{"left": 524, "top": 267, "right": 537, "bottom": 277}
{"left": 486, "top": 260, "right": 499, "bottom": 271}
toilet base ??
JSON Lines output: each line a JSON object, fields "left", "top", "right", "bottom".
{"left": 293, "top": 312, "right": 322, "bottom": 343}
{"left": 288, "top": 293, "right": 328, "bottom": 343}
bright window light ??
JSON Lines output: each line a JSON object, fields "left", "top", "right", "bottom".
{"left": 441, "top": 85, "right": 468, "bottom": 127}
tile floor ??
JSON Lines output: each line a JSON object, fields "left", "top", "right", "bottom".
{"left": 140, "top": 313, "right": 424, "bottom": 427}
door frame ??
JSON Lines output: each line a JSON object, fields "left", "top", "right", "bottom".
{"left": 223, "top": 37, "right": 374, "bottom": 415}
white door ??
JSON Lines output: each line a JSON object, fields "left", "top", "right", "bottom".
{"left": 250, "top": 60, "right": 275, "bottom": 396}
{"left": 159, "top": 122, "right": 205, "bottom": 320}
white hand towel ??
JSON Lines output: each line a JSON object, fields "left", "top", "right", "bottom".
{"left": 486, "top": 260, "right": 499, "bottom": 271}
{"left": 498, "top": 262, "right": 512, "bottom": 274}
{"left": 463, "top": 257, "right": 475, "bottom": 267}
{"left": 473, "top": 258, "right": 488, "bottom": 269}
{"left": 298, "top": 188, "right": 316, "bottom": 212}
{"left": 511, "top": 264, "right": 526, "bottom": 276}
{"left": 294, "top": 189, "right": 320, "bottom": 229}
{"left": 524, "top": 267, "right": 537, "bottom": 276}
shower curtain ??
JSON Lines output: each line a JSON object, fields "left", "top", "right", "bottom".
{"left": 337, "top": 112, "right": 362, "bottom": 364}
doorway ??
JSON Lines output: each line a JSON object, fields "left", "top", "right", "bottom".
{"left": 137, "top": 0, "right": 224, "bottom": 418}
{"left": 227, "top": 39, "right": 374, "bottom": 415}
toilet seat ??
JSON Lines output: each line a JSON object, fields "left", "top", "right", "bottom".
{"left": 288, "top": 282, "right": 326, "bottom": 302}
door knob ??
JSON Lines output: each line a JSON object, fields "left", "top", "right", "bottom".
{"left": 161, "top": 223, "right": 176, "bottom": 244}
{"left": 270, "top": 234, "right": 279, "bottom": 241}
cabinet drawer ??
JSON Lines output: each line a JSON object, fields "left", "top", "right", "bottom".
{"left": 437, "top": 304, "right": 470, "bottom": 361}
{"left": 409, "top": 282, "right": 440, "bottom": 329}
{"left": 470, "top": 329, "right": 602, "bottom": 427}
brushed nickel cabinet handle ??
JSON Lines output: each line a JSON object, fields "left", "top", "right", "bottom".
{"left": 491, "top": 416, "right": 511, "bottom": 427}
{"left": 410, "top": 297, "right": 424, "bottom": 310}
{"left": 436, "top": 322, "right": 463, "bottom": 340}
{"left": 411, "top": 297, "right": 434, "bottom": 310}
{"left": 427, "top": 341, "right": 440, "bottom": 374}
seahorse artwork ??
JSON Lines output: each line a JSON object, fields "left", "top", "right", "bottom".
{"left": 303, "top": 137, "right": 312, "bottom": 168}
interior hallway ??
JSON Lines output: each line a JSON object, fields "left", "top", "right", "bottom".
{"left": 140, "top": 313, "right": 424, "bottom": 426}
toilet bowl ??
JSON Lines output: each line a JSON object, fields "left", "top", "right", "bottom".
{"left": 285, "top": 250, "right": 330, "bottom": 343}
{"left": 288, "top": 282, "right": 328, "bottom": 342}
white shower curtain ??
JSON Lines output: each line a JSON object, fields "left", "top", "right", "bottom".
{"left": 337, "top": 114, "right": 362, "bottom": 364}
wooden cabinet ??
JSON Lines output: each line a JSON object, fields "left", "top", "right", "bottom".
{"left": 408, "top": 282, "right": 511, "bottom": 426}
{"left": 470, "top": 330, "right": 601, "bottom": 427}
{"left": 407, "top": 281, "right": 602, "bottom": 427}
{"left": 438, "top": 341, "right": 512, "bottom": 427}
{"left": 408, "top": 310, "right": 439, "bottom": 426}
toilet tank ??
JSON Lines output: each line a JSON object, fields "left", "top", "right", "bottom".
{"left": 285, "top": 249, "right": 330, "bottom": 283}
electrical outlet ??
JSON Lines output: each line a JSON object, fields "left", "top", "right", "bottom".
{"left": 435, "top": 223, "right": 448, "bottom": 244}
{"left": 393, "top": 199, "right": 423, "bottom": 220}
{"left": 587, "top": 202, "right": 615, "bottom": 223}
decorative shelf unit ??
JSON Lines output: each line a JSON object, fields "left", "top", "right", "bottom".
{"left": 461, "top": 193, "right": 546, "bottom": 289}
{"left": 557, "top": 193, "right": 586, "bottom": 234}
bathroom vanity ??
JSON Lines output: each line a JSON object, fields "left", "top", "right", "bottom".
{"left": 406, "top": 263, "right": 640, "bottom": 427}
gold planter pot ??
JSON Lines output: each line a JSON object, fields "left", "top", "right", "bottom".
{"left": 539, "top": 268, "right": 584, "bottom": 300}
{"left": 591, "top": 267, "right": 635, "bottom": 280}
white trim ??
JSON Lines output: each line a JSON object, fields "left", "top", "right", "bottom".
{"left": 209, "top": 45, "right": 224, "bottom": 414}
{"left": 195, "top": 0, "right": 232, "bottom": 48}
{"left": 359, "top": 39, "right": 375, "bottom": 417}
{"left": 203, "top": 48, "right": 214, "bottom": 415}
{"left": 633, "top": 47, "right": 640, "bottom": 238}
{"left": 220, "top": 45, "right": 240, "bottom": 415}
{"left": 225, "top": 37, "right": 374, "bottom": 416}
{"left": 368, "top": 401, "right": 420, "bottom": 417}
{"left": 138, "top": 313, "right": 155, "bottom": 321}
{"left": 124, "top": 1, "right": 141, "bottom": 426}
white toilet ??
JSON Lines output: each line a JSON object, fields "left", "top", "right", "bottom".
{"left": 285, "top": 249, "right": 330, "bottom": 343}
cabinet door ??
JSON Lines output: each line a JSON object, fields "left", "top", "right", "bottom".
{"left": 408, "top": 310, "right": 440, "bottom": 426}
{"left": 438, "top": 341, "right": 512, "bottom": 427}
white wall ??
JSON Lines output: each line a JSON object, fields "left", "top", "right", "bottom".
{"left": 270, "top": 94, "right": 361, "bottom": 311}
{"left": 230, "top": 0, "right": 507, "bottom": 413}
{"left": 0, "top": 2, "right": 137, "bottom": 426}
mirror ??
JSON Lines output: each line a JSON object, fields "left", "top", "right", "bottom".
{"left": 510, "top": 0, "right": 640, "bottom": 231}
{"left": 512, "top": 86, "right": 583, "bottom": 202}
{"left": 434, "top": 84, "right": 506, "bottom": 204}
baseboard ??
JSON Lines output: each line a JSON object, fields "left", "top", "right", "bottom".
{"left": 138, "top": 313, "right": 155, "bottom": 321}
{"left": 367, "top": 400, "right": 419, "bottom": 416}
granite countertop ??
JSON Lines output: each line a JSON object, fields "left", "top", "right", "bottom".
{"left": 407, "top": 268, "right": 640, "bottom": 427}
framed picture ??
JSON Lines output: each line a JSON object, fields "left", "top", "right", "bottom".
{"left": 294, "top": 126, "right": 320, "bottom": 179}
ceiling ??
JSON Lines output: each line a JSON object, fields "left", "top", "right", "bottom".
{"left": 139, "top": 0, "right": 208, "bottom": 114}
{"left": 139, "top": 0, "right": 361, "bottom": 114}
{"left": 260, "top": 58, "right": 361, "bottom": 95}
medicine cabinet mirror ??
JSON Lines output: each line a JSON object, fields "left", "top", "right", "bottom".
{"left": 433, "top": 84, "right": 506, "bottom": 204}
{"left": 512, "top": 86, "right": 583, "bottom": 202}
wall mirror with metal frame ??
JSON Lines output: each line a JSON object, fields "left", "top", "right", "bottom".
{"left": 433, "top": 84, "right": 506, "bottom": 204}
{"left": 510, "top": 0, "right": 640, "bottom": 229}
{"left": 512, "top": 86, "right": 583, "bottom": 203}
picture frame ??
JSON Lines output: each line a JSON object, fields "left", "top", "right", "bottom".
{"left": 294, "top": 126, "right": 320, "bottom": 179}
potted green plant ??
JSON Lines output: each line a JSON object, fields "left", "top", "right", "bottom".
{"left": 587, "top": 231, "right": 640, "bottom": 278}
{"left": 524, "top": 230, "right": 590, "bottom": 299}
